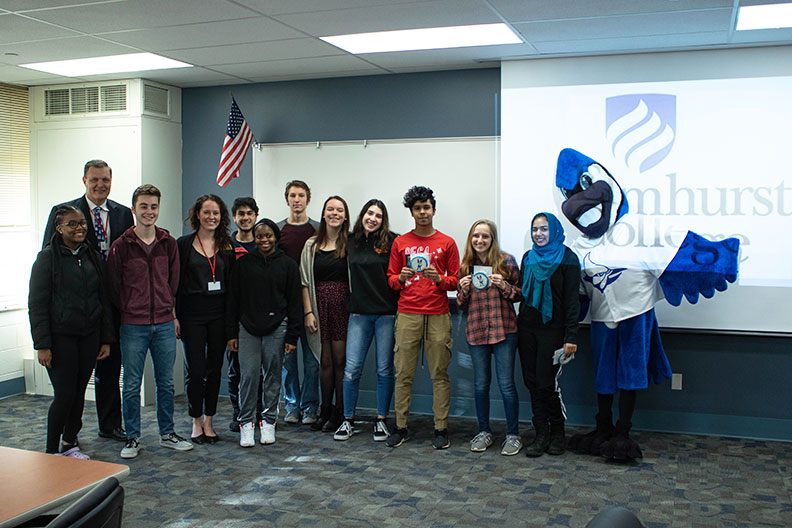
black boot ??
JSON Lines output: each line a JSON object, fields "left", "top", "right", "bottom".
{"left": 546, "top": 421, "right": 565, "bottom": 455}
{"left": 524, "top": 423, "right": 550, "bottom": 457}
{"left": 568, "top": 413, "right": 614, "bottom": 455}
{"left": 311, "top": 405, "right": 332, "bottom": 431}
{"left": 600, "top": 419, "right": 642, "bottom": 460}
{"left": 322, "top": 406, "right": 343, "bottom": 433}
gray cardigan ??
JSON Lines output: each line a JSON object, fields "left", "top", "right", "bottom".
{"left": 299, "top": 236, "right": 322, "bottom": 361}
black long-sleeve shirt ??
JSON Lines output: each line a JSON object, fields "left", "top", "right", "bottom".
{"left": 517, "top": 247, "right": 581, "bottom": 345}
{"left": 225, "top": 248, "right": 302, "bottom": 345}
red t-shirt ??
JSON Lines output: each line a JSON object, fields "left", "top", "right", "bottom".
{"left": 387, "top": 230, "right": 460, "bottom": 314}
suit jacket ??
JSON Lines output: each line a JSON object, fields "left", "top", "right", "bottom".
{"left": 42, "top": 195, "right": 134, "bottom": 252}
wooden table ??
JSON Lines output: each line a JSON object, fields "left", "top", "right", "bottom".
{"left": 0, "top": 446, "right": 129, "bottom": 527}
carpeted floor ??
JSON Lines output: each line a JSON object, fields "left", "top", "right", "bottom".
{"left": 0, "top": 394, "right": 790, "bottom": 527}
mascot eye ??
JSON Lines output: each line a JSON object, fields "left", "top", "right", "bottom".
{"left": 579, "top": 172, "right": 593, "bottom": 190}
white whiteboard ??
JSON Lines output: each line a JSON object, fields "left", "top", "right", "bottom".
{"left": 252, "top": 138, "right": 500, "bottom": 260}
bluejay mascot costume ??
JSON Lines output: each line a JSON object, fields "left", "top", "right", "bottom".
{"left": 556, "top": 148, "right": 740, "bottom": 460}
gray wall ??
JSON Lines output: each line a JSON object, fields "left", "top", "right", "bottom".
{"left": 182, "top": 68, "right": 791, "bottom": 440}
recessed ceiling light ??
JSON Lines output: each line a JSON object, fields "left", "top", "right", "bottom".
{"left": 736, "top": 3, "right": 792, "bottom": 30}
{"left": 20, "top": 52, "right": 192, "bottom": 77}
{"left": 320, "top": 23, "right": 522, "bottom": 54}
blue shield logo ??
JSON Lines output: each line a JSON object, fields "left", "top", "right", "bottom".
{"left": 606, "top": 94, "right": 676, "bottom": 173}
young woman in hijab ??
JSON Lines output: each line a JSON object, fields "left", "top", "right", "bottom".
{"left": 518, "top": 212, "right": 580, "bottom": 457}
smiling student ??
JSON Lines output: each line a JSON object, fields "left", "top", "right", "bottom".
{"left": 301, "top": 196, "right": 351, "bottom": 434}
{"left": 333, "top": 199, "right": 399, "bottom": 442}
{"left": 518, "top": 212, "right": 580, "bottom": 457}
{"left": 30, "top": 205, "right": 114, "bottom": 459}
{"left": 227, "top": 219, "right": 301, "bottom": 447}
{"left": 176, "top": 195, "right": 235, "bottom": 445}
{"left": 457, "top": 220, "right": 523, "bottom": 456}
{"left": 108, "top": 185, "right": 192, "bottom": 459}
{"left": 385, "top": 186, "right": 460, "bottom": 449}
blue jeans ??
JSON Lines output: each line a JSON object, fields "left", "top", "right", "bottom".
{"left": 281, "top": 330, "right": 319, "bottom": 414}
{"left": 468, "top": 333, "right": 519, "bottom": 436}
{"left": 342, "top": 314, "right": 395, "bottom": 419}
{"left": 120, "top": 321, "right": 177, "bottom": 439}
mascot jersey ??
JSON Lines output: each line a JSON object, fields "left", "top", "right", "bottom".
{"left": 555, "top": 148, "right": 740, "bottom": 393}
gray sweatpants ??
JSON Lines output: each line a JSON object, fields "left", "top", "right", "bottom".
{"left": 237, "top": 322, "right": 286, "bottom": 425}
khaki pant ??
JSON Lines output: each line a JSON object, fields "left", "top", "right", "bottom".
{"left": 393, "top": 312, "right": 452, "bottom": 429}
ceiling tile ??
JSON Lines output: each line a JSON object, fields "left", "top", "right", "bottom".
{"left": 166, "top": 38, "right": 343, "bottom": 66}
{"left": 81, "top": 66, "right": 243, "bottom": 85}
{"left": 210, "top": 55, "right": 384, "bottom": 79}
{"left": 233, "top": 0, "right": 421, "bottom": 16}
{"left": 1, "top": 35, "right": 136, "bottom": 65}
{"left": 0, "top": 13, "right": 81, "bottom": 44}
{"left": 490, "top": 0, "right": 733, "bottom": 22}
{"left": 0, "top": 63, "right": 74, "bottom": 83}
{"left": 96, "top": 17, "right": 304, "bottom": 51}
{"left": 0, "top": 0, "right": 115, "bottom": 11}
{"left": 272, "top": 0, "right": 500, "bottom": 36}
{"left": 363, "top": 43, "right": 535, "bottom": 69}
{"left": 27, "top": 0, "right": 258, "bottom": 32}
{"left": 515, "top": 9, "right": 733, "bottom": 42}
{"left": 247, "top": 68, "right": 386, "bottom": 83}
{"left": 532, "top": 31, "right": 730, "bottom": 54}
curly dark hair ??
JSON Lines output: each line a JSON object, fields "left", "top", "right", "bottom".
{"left": 352, "top": 199, "right": 395, "bottom": 253}
{"left": 53, "top": 204, "right": 84, "bottom": 227}
{"left": 187, "top": 194, "right": 232, "bottom": 251}
{"left": 403, "top": 185, "right": 436, "bottom": 210}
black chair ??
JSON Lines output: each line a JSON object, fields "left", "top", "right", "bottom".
{"left": 585, "top": 506, "right": 645, "bottom": 528}
{"left": 19, "top": 477, "right": 124, "bottom": 528}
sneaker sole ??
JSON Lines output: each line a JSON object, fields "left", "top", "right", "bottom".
{"left": 386, "top": 436, "right": 407, "bottom": 448}
{"left": 433, "top": 442, "right": 450, "bottom": 450}
{"left": 501, "top": 449, "right": 521, "bottom": 456}
{"left": 470, "top": 445, "right": 489, "bottom": 452}
{"left": 260, "top": 440, "right": 275, "bottom": 445}
{"left": 240, "top": 442, "right": 254, "bottom": 448}
{"left": 120, "top": 451, "right": 139, "bottom": 459}
{"left": 373, "top": 435, "right": 388, "bottom": 442}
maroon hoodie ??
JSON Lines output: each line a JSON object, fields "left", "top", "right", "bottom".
{"left": 108, "top": 226, "right": 180, "bottom": 325}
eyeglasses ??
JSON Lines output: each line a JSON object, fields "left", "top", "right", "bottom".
{"left": 62, "top": 220, "right": 88, "bottom": 228}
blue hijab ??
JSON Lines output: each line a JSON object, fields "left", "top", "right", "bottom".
{"left": 522, "top": 212, "right": 566, "bottom": 324}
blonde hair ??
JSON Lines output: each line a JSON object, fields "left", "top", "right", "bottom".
{"left": 460, "top": 219, "right": 509, "bottom": 278}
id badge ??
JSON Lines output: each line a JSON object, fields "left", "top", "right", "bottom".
{"left": 208, "top": 281, "right": 222, "bottom": 291}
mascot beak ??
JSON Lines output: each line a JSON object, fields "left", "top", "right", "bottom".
{"left": 555, "top": 148, "right": 628, "bottom": 239}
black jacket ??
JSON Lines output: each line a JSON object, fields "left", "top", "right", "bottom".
{"left": 517, "top": 246, "right": 581, "bottom": 345}
{"left": 175, "top": 232, "right": 235, "bottom": 319}
{"left": 29, "top": 234, "right": 115, "bottom": 350}
{"left": 226, "top": 248, "right": 302, "bottom": 345}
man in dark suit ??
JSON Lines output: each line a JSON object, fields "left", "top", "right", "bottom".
{"left": 42, "top": 159, "right": 134, "bottom": 442}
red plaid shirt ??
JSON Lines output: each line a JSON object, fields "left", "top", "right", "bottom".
{"left": 457, "top": 253, "right": 522, "bottom": 345}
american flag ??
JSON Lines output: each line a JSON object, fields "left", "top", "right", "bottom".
{"left": 216, "top": 98, "right": 253, "bottom": 187}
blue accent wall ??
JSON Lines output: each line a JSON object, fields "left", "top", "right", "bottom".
{"left": 183, "top": 68, "right": 791, "bottom": 441}
{"left": 0, "top": 377, "right": 26, "bottom": 399}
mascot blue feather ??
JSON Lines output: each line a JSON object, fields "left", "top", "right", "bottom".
{"left": 555, "top": 148, "right": 740, "bottom": 460}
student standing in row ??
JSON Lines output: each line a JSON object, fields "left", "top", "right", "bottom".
{"left": 177, "top": 195, "right": 234, "bottom": 444}
{"left": 457, "top": 220, "right": 522, "bottom": 456}
{"left": 277, "top": 181, "right": 321, "bottom": 425}
{"left": 108, "top": 185, "right": 193, "bottom": 459}
{"left": 42, "top": 160, "right": 132, "bottom": 443}
{"left": 386, "top": 186, "right": 459, "bottom": 449}
{"left": 301, "top": 196, "right": 351, "bottom": 433}
{"left": 226, "top": 197, "right": 261, "bottom": 432}
{"left": 30, "top": 205, "right": 114, "bottom": 458}
{"left": 333, "top": 199, "right": 399, "bottom": 442}
{"left": 518, "top": 212, "right": 580, "bottom": 457}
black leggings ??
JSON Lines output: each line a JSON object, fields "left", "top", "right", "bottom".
{"left": 517, "top": 320, "right": 565, "bottom": 427}
{"left": 181, "top": 317, "right": 226, "bottom": 418}
{"left": 45, "top": 332, "right": 100, "bottom": 453}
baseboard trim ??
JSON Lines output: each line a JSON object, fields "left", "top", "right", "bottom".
{"left": 0, "top": 377, "right": 26, "bottom": 400}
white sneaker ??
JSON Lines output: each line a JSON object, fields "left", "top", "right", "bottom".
{"left": 372, "top": 419, "right": 390, "bottom": 442}
{"left": 470, "top": 431, "right": 493, "bottom": 452}
{"left": 120, "top": 438, "right": 140, "bottom": 459}
{"left": 159, "top": 432, "right": 194, "bottom": 451}
{"left": 260, "top": 420, "right": 276, "bottom": 445}
{"left": 240, "top": 422, "right": 255, "bottom": 447}
{"left": 334, "top": 420, "right": 355, "bottom": 441}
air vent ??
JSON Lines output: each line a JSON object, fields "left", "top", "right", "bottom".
{"left": 44, "top": 89, "right": 69, "bottom": 115}
{"left": 43, "top": 83, "right": 127, "bottom": 116}
{"left": 70, "top": 86, "right": 99, "bottom": 113}
{"left": 101, "top": 84, "right": 126, "bottom": 111}
{"left": 143, "top": 84, "right": 168, "bottom": 115}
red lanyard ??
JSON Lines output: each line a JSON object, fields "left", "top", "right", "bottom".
{"left": 196, "top": 236, "right": 217, "bottom": 281}
{"left": 93, "top": 208, "right": 109, "bottom": 240}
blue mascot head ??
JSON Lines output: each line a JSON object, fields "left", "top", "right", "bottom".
{"left": 555, "top": 148, "right": 629, "bottom": 239}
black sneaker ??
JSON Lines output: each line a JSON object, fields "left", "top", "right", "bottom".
{"left": 385, "top": 427, "right": 408, "bottom": 448}
{"left": 229, "top": 419, "right": 240, "bottom": 433}
{"left": 432, "top": 429, "right": 450, "bottom": 449}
